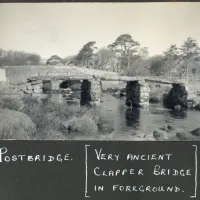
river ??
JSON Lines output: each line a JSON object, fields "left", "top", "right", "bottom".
{"left": 46, "top": 91, "right": 200, "bottom": 140}
{"left": 101, "top": 93, "right": 199, "bottom": 138}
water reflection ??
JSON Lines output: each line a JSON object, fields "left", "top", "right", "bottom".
{"left": 39, "top": 91, "right": 199, "bottom": 136}
{"left": 169, "top": 110, "right": 187, "bottom": 119}
{"left": 125, "top": 108, "right": 140, "bottom": 128}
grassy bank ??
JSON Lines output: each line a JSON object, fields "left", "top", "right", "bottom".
{"left": 0, "top": 94, "right": 114, "bottom": 140}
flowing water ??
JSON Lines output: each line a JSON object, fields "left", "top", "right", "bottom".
{"left": 100, "top": 93, "right": 200, "bottom": 138}
{"left": 45, "top": 91, "right": 200, "bottom": 140}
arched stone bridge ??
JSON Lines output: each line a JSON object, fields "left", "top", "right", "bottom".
{"left": 5, "top": 65, "right": 188, "bottom": 107}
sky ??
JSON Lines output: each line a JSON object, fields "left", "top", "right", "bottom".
{"left": 0, "top": 3, "right": 200, "bottom": 59}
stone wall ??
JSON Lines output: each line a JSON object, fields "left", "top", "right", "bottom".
{"left": 11, "top": 80, "right": 43, "bottom": 95}
{"left": 126, "top": 80, "right": 150, "bottom": 108}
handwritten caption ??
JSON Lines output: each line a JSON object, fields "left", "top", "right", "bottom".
{"left": 85, "top": 145, "right": 197, "bottom": 198}
{"left": 0, "top": 147, "right": 73, "bottom": 163}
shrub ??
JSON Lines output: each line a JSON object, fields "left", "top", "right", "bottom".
{"left": 0, "top": 96, "right": 24, "bottom": 111}
{"left": 21, "top": 97, "right": 90, "bottom": 139}
{"left": 0, "top": 109, "right": 36, "bottom": 139}
{"left": 22, "top": 100, "right": 68, "bottom": 138}
{"left": 85, "top": 108, "right": 114, "bottom": 134}
{"left": 0, "top": 95, "right": 114, "bottom": 139}
{"left": 35, "top": 128, "right": 67, "bottom": 140}
{"left": 66, "top": 115, "right": 98, "bottom": 136}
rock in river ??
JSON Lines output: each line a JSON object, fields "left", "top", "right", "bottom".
{"left": 167, "top": 125, "right": 176, "bottom": 131}
{"left": 191, "top": 127, "right": 200, "bottom": 136}
{"left": 112, "top": 91, "right": 121, "bottom": 98}
{"left": 153, "top": 130, "right": 167, "bottom": 140}
{"left": 195, "top": 103, "right": 200, "bottom": 111}
{"left": 176, "top": 132, "right": 195, "bottom": 141}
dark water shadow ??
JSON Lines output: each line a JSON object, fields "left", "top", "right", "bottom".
{"left": 168, "top": 110, "right": 187, "bottom": 119}
{"left": 80, "top": 80, "right": 91, "bottom": 106}
{"left": 125, "top": 107, "right": 140, "bottom": 128}
{"left": 161, "top": 101, "right": 187, "bottom": 119}
{"left": 59, "top": 80, "right": 70, "bottom": 88}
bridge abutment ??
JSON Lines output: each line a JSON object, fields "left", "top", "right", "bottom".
{"left": 126, "top": 80, "right": 150, "bottom": 108}
{"left": 14, "top": 80, "right": 43, "bottom": 94}
{"left": 80, "top": 78, "right": 101, "bottom": 106}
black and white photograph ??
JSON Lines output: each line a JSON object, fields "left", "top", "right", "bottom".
{"left": 0, "top": 2, "right": 200, "bottom": 200}
{"left": 0, "top": 2, "right": 200, "bottom": 141}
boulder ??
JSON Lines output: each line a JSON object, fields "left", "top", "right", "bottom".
{"left": 167, "top": 125, "right": 176, "bottom": 131}
{"left": 153, "top": 130, "right": 167, "bottom": 140}
{"left": 27, "top": 85, "right": 32, "bottom": 90}
{"left": 90, "top": 100, "right": 101, "bottom": 106}
{"left": 174, "top": 105, "right": 182, "bottom": 111}
{"left": 191, "top": 127, "right": 200, "bottom": 136}
{"left": 112, "top": 91, "right": 121, "bottom": 98}
{"left": 24, "top": 90, "right": 33, "bottom": 94}
{"left": 33, "top": 88, "right": 42, "bottom": 94}
{"left": 120, "top": 88, "right": 126, "bottom": 96}
{"left": 187, "top": 97, "right": 199, "bottom": 109}
{"left": 176, "top": 132, "right": 196, "bottom": 141}
{"left": 0, "top": 109, "right": 36, "bottom": 139}
{"left": 32, "top": 84, "right": 41, "bottom": 90}
{"left": 100, "top": 124, "right": 114, "bottom": 133}
{"left": 18, "top": 84, "right": 27, "bottom": 91}
{"left": 195, "top": 104, "right": 200, "bottom": 111}
{"left": 159, "top": 126, "right": 168, "bottom": 131}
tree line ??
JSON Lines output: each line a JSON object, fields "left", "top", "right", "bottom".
{"left": 47, "top": 34, "right": 200, "bottom": 77}
{"left": 1, "top": 34, "right": 200, "bottom": 77}
{"left": 0, "top": 49, "right": 41, "bottom": 67}
{"left": 70, "top": 35, "right": 200, "bottom": 77}
{"left": 149, "top": 37, "right": 200, "bottom": 78}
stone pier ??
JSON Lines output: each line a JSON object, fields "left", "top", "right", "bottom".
{"left": 125, "top": 80, "right": 150, "bottom": 108}
{"left": 164, "top": 83, "right": 196, "bottom": 109}
{"left": 80, "top": 78, "right": 101, "bottom": 106}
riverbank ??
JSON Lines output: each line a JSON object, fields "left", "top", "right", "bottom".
{"left": 1, "top": 82, "right": 200, "bottom": 140}
{"left": 0, "top": 95, "right": 114, "bottom": 140}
